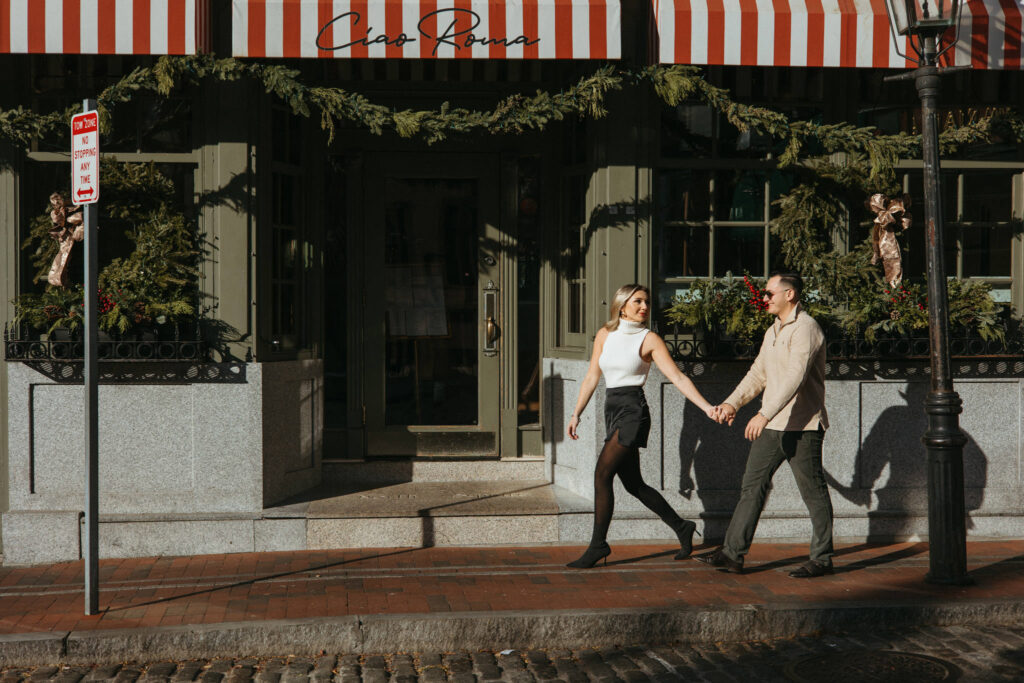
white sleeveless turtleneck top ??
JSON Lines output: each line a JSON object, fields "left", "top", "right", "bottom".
{"left": 599, "top": 320, "right": 651, "bottom": 388}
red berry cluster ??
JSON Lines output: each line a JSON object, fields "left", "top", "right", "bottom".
{"left": 744, "top": 275, "right": 769, "bottom": 312}
{"left": 884, "top": 285, "right": 926, "bottom": 311}
{"left": 82, "top": 289, "right": 117, "bottom": 314}
{"left": 98, "top": 289, "right": 116, "bottom": 314}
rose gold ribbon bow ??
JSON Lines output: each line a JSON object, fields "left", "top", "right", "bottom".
{"left": 46, "top": 192, "right": 85, "bottom": 288}
{"left": 867, "top": 193, "right": 912, "bottom": 288}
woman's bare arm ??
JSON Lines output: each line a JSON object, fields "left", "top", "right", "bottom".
{"left": 644, "top": 333, "right": 718, "bottom": 419}
{"left": 567, "top": 328, "right": 608, "bottom": 440}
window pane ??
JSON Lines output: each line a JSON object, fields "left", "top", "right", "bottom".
{"left": 563, "top": 117, "right": 587, "bottom": 165}
{"left": 657, "top": 170, "right": 710, "bottom": 223}
{"left": 903, "top": 172, "right": 958, "bottom": 276}
{"left": 717, "top": 121, "right": 774, "bottom": 159}
{"left": 962, "top": 224, "right": 1013, "bottom": 276}
{"left": 273, "top": 174, "right": 297, "bottom": 225}
{"left": 273, "top": 108, "right": 288, "bottom": 164}
{"left": 658, "top": 225, "right": 709, "bottom": 278}
{"left": 568, "top": 283, "right": 583, "bottom": 335}
{"left": 274, "top": 284, "right": 295, "bottom": 337}
{"left": 898, "top": 221, "right": 957, "bottom": 278}
{"left": 768, "top": 171, "right": 796, "bottom": 218}
{"left": 768, "top": 231, "right": 785, "bottom": 272}
{"left": 661, "top": 105, "right": 714, "bottom": 159}
{"left": 962, "top": 172, "right": 1014, "bottom": 222}
{"left": 274, "top": 228, "right": 297, "bottom": 280}
{"left": 559, "top": 173, "right": 587, "bottom": 342}
{"left": 106, "top": 95, "right": 192, "bottom": 153}
{"left": 714, "top": 227, "right": 764, "bottom": 277}
{"left": 901, "top": 224, "right": 927, "bottom": 278}
{"left": 715, "top": 171, "right": 766, "bottom": 222}
{"left": 272, "top": 108, "right": 303, "bottom": 165}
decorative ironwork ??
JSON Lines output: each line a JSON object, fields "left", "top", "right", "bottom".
{"left": 18, "top": 360, "right": 247, "bottom": 384}
{"left": 3, "top": 323, "right": 206, "bottom": 363}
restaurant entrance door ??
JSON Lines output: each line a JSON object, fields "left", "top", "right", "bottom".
{"left": 362, "top": 155, "right": 503, "bottom": 456}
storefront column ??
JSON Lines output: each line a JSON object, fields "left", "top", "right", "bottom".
{"left": 199, "top": 81, "right": 255, "bottom": 362}
{"left": 0, "top": 143, "right": 20, "bottom": 549}
{"left": 590, "top": 88, "right": 652, "bottom": 317}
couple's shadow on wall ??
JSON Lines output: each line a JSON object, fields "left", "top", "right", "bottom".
{"left": 676, "top": 382, "right": 987, "bottom": 542}
{"left": 678, "top": 400, "right": 760, "bottom": 540}
{"left": 825, "top": 382, "right": 987, "bottom": 541}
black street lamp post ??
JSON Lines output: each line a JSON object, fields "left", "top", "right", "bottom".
{"left": 883, "top": 0, "right": 971, "bottom": 585}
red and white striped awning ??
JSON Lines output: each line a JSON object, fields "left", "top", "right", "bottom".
{"left": 0, "top": 0, "right": 211, "bottom": 55}
{"left": 654, "top": 0, "right": 1024, "bottom": 69}
{"left": 232, "top": 0, "right": 621, "bottom": 59}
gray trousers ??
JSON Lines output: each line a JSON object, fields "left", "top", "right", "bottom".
{"left": 722, "top": 428, "right": 834, "bottom": 564}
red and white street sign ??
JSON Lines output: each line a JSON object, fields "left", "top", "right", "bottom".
{"left": 71, "top": 112, "right": 100, "bottom": 205}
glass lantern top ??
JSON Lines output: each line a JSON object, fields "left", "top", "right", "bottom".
{"left": 888, "top": 0, "right": 960, "bottom": 34}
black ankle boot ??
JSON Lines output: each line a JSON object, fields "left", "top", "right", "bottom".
{"left": 669, "top": 519, "right": 701, "bottom": 560}
{"left": 566, "top": 542, "right": 611, "bottom": 569}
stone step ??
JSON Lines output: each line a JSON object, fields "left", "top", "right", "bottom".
{"left": 264, "top": 479, "right": 565, "bottom": 548}
{"left": 323, "top": 456, "right": 546, "bottom": 485}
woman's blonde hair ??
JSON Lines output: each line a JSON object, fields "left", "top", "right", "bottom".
{"left": 605, "top": 283, "right": 650, "bottom": 331}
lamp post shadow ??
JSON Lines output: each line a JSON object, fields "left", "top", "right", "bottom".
{"left": 826, "top": 381, "right": 987, "bottom": 545}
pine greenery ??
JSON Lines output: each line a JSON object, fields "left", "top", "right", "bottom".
{"left": 14, "top": 158, "right": 199, "bottom": 334}
{"left": 3, "top": 56, "right": 1022, "bottom": 345}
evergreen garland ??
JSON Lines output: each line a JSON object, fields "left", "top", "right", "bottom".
{"left": 2, "top": 56, "right": 1022, "bottom": 157}
{"left": 3, "top": 56, "right": 1022, "bottom": 343}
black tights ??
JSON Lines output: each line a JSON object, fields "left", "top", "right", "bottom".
{"left": 588, "top": 430, "right": 684, "bottom": 547}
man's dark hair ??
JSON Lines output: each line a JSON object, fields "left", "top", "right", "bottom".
{"left": 770, "top": 271, "right": 803, "bottom": 299}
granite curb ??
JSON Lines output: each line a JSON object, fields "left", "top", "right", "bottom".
{"left": 3, "top": 598, "right": 1024, "bottom": 666}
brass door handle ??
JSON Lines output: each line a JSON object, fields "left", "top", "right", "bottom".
{"left": 486, "top": 315, "right": 499, "bottom": 344}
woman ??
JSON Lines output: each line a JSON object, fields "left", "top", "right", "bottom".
{"left": 566, "top": 284, "right": 718, "bottom": 568}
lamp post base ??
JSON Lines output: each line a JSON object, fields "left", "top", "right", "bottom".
{"left": 922, "top": 390, "right": 971, "bottom": 586}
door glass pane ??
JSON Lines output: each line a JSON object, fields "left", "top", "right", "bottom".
{"left": 383, "top": 178, "right": 479, "bottom": 426}
{"left": 517, "top": 157, "right": 541, "bottom": 425}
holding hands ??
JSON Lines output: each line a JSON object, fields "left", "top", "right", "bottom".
{"left": 706, "top": 402, "right": 768, "bottom": 442}
{"left": 709, "top": 403, "right": 736, "bottom": 426}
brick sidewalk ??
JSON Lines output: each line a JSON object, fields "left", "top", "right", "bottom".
{"left": 1, "top": 541, "right": 1022, "bottom": 636}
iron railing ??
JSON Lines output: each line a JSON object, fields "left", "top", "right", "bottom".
{"left": 661, "top": 324, "right": 1024, "bottom": 362}
{"left": 3, "top": 323, "right": 206, "bottom": 362}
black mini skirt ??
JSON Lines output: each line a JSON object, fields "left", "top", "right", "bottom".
{"left": 604, "top": 386, "right": 651, "bottom": 449}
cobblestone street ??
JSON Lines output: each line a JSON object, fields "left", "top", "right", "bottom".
{"left": 3, "top": 624, "right": 1023, "bottom": 683}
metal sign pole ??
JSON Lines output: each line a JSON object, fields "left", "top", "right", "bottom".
{"left": 81, "top": 98, "right": 100, "bottom": 615}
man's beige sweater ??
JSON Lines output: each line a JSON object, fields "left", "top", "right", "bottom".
{"left": 723, "top": 304, "right": 828, "bottom": 431}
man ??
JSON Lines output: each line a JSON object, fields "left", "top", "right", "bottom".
{"left": 698, "top": 272, "right": 834, "bottom": 578}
